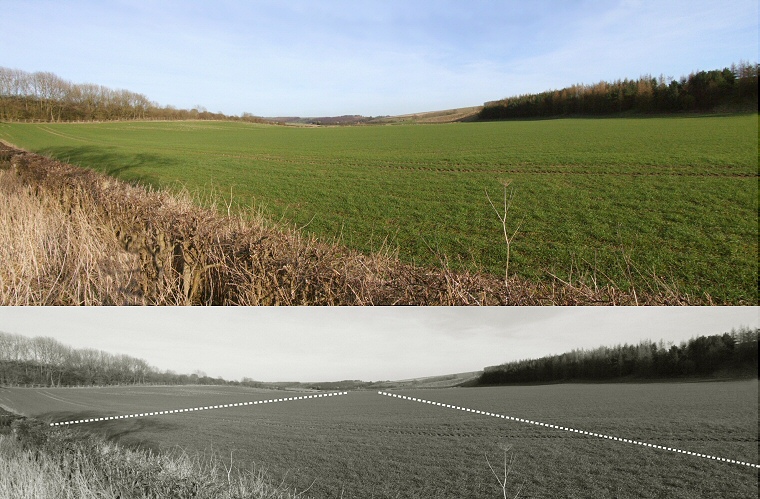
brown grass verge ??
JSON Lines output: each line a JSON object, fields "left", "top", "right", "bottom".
{"left": 1, "top": 418, "right": 310, "bottom": 499}
{"left": 0, "top": 142, "right": 698, "bottom": 305}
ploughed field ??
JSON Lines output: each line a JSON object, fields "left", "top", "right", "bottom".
{"left": 2, "top": 382, "right": 757, "bottom": 498}
{"left": 0, "top": 116, "right": 757, "bottom": 303}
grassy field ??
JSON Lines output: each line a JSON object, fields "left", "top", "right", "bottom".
{"left": 0, "top": 116, "right": 756, "bottom": 303}
{"left": 2, "top": 382, "right": 757, "bottom": 498}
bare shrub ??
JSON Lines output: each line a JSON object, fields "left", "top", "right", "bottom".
{"left": 485, "top": 180, "right": 523, "bottom": 286}
{"left": 485, "top": 443, "right": 524, "bottom": 499}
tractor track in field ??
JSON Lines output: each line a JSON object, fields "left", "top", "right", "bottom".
{"left": 177, "top": 149, "right": 759, "bottom": 177}
{"left": 377, "top": 167, "right": 757, "bottom": 177}
{"left": 30, "top": 135, "right": 753, "bottom": 179}
{"left": 166, "top": 409, "right": 759, "bottom": 444}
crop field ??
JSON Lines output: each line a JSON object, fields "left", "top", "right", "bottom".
{"left": 0, "top": 116, "right": 757, "bottom": 303}
{"left": 2, "top": 382, "right": 757, "bottom": 498}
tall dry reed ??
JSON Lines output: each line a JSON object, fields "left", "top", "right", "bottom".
{"left": 0, "top": 169, "right": 142, "bottom": 305}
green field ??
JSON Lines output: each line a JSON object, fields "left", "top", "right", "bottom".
{"left": 2, "top": 382, "right": 757, "bottom": 498}
{"left": 0, "top": 116, "right": 756, "bottom": 303}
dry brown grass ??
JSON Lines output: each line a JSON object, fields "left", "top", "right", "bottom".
{"left": 0, "top": 166, "right": 142, "bottom": 305}
{"left": 1, "top": 421, "right": 310, "bottom": 499}
{"left": 0, "top": 143, "right": 698, "bottom": 305}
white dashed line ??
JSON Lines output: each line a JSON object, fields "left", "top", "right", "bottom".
{"left": 50, "top": 391, "right": 348, "bottom": 427}
{"left": 376, "top": 391, "right": 759, "bottom": 469}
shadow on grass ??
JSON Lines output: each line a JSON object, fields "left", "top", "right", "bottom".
{"left": 37, "top": 145, "right": 180, "bottom": 188}
{"left": 40, "top": 409, "right": 179, "bottom": 454}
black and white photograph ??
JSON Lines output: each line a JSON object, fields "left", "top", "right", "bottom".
{"left": 0, "top": 307, "right": 758, "bottom": 497}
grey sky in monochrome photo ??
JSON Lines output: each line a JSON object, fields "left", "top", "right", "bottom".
{"left": 0, "top": 307, "right": 756, "bottom": 382}
{"left": 2, "top": 0, "right": 757, "bottom": 116}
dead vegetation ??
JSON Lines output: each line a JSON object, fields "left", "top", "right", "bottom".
{"left": 0, "top": 142, "right": 699, "bottom": 305}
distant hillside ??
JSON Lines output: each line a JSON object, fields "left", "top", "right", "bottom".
{"left": 265, "top": 107, "right": 482, "bottom": 126}
{"left": 266, "top": 115, "right": 371, "bottom": 125}
{"left": 371, "top": 107, "right": 482, "bottom": 124}
{"left": 248, "top": 371, "right": 481, "bottom": 391}
{"left": 371, "top": 371, "right": 482, "bottom": 389}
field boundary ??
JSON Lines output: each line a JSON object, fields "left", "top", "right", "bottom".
{"left": 49, "top": 391, "right": 348, "bottom": 427}
{"left": 377, "top": 391, "right": 760, "bottom": 469}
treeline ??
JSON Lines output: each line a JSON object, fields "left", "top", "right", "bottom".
{"left": 0, "top": 67, "right": 267, "bottom": 123}
{"left": 478, "top": 326, "right": 759, "bottom": 385}
{"left": 0, "top": 331, "right": 252, "bottom": 388}
{"left": 479, "top": 62, "right": 758, "bottom": 120}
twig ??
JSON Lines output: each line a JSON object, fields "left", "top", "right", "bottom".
{"left": 485, "top": 444, "right": 523, "bottom": 499}
{"left": 486, "top": 180, "right": 523, "bottom": 286}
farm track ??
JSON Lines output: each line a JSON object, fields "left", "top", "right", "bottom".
{"left": 36, "top": 391, "right": 97, "bottom": 409}
{"left": 182, "top": 408, "right": 758, "bottom": 444}
{"left": 36, "top": 125, "right": 93, "bottom": 143}
{"left": 369, "top": 164, "right": 757, "bottom": 177}
{"left": 151, "top": 148, "right": 756, "bottom": 177}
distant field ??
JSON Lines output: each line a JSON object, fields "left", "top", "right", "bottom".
{"left": 0, "top": 116, "right": 756, "bottom": 303}
{"left": 2, "top": 382, "right": 757, "bottom": 498}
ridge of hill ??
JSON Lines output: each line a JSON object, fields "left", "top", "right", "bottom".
{"left": 264, "top": 107, "right": 482, "bottom": 126}
{"left": 263, "top": 371, "right": 482, "bottom": 391}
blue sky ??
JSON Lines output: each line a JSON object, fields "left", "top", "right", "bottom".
{"left": 0, "top": 307, "right": 756, "bottom": 382}
{"left": 2, "top": 1, "right": 757, "bottom": 116}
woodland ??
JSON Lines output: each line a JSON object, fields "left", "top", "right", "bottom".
{"left": 479, "top": 62, "right": 758, "bottom": 119}
{"left": 478, "top": 326, "right": 759, "bottom": 385}
{"left": 0, "top": 67, "right": 263, "bottom": 123}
